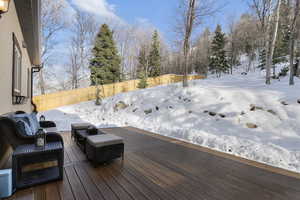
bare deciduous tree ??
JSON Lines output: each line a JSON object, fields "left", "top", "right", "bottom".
{"left": 289, "top": 0, "right": 300, "bottom": 85}
{"left": 175, "top": 0, "right": 220, "bottom": 87}
{"left": 248, "top": 0, "right": 276, "bottom": 84}
{"left": 266, "top": 0, "right": 282, "bottom": 84}
{"left": 38, "top": 0, "right": 68, "bottom": 94}
{"left": 67, "top": 10, "right": 97, "bottom": 89}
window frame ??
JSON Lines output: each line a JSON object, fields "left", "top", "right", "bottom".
{"left": 27, "top": 68, "right": 31, "bottom": 98}
{"left": 12, "top": 33, "right": 22, "bottom": 97}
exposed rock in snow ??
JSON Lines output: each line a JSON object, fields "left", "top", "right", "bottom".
{"left": 42, "top": 69, "right": 300, "bottom": 173}
{"left": 114, "top": 101, "right": 128, "bottom": 111}
{"left": 209, "top": 112, "right": 217, "bottom": 116}
{"left": 267, "top": 109, "right": 277, "bottom": 116}
{"left": 219, "top": 113, "right": 226, "bottom": 118}
{"left": 144, "top": 109, "right": 152, "bottom": 115}
{"left": 250, "top": 104, "right": 263, "bottom": 111}
{"left": 246, "top": 123, "right": 258, "bottom": 129}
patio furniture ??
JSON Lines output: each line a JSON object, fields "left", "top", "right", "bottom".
{"left": 71, "top": 123, "right": 94, "bottom": 141}
{"left": 14, "top": 111, "right": 57, "bottom": 133}
{"left": 75, "top": 129, "right": 98, "bottom": 152}
{"left": 0, "top": 115, "right": 63, "bottom": 149}
{"left": 0, "top": 114, "right": 64, "bottom": 191}
{"left": 12, "top": 142, "right": 64, "bottom": 190}
{"left": 0, "top": 169, "right": 12, "bottom": 198}
{"left": 86, "top": 134, "right": 124, "bottom": 165}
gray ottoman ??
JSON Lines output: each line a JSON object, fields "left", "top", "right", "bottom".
{"left": 71, "top": 123, "right": 93, "bottom": 141}
{"left": 86, "top": 134, "right": 124, "bottom": 165}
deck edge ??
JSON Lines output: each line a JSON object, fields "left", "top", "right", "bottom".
{"left": 112, "top": 126, "right": 300, "bottom": 180}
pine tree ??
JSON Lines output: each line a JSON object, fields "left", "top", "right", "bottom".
{"left": 90, "top": 24, "right": 121, "bottom": 86}
{"left": 258, "top": 49, "right": 267, "bottom": 70}
{"left": 137, "top": 45, "right": 148, "bottom": 89}
{"left": 209, "top": 25, "right": 229, "bottom": 77}
{"left": 148, "top": 30, "right": 161, "bottom": 77}
{"left": 137, "top": 45, "right": 148, "bottom": 76}
{"left": 137, "top": 72, "right": 148, "bottom": 89}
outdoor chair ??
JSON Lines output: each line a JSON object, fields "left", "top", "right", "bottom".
{"left": 0, "top": 114, "right": 63, "bottom": 149}
{"left": 14, "top": 111, "right": 57, "bottom": 132}
{"left": 0, "top": 113, "right": 64, "bottom": 191}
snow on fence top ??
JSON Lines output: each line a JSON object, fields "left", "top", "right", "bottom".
{"left": 33, "top": 74, "right": 205, "bottom": 112}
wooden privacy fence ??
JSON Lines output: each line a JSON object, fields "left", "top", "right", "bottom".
{"left": 33, "top": 74, "right": 205, "bottom": 112}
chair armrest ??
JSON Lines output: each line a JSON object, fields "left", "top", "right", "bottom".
{"left": 40, "top": 121, "right": 56, "bottom": 128}
{"left": 46, "top": 133, "right": 64, "bottom": 147}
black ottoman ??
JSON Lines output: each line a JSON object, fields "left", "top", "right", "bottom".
{"left": 86, "top": 134, "right": 124, "bottom": 165}
{"left": 71, "top": 123, "right": 93, "bottom": 141}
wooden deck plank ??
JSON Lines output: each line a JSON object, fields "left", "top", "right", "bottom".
{"left": 82, "top": 162, "right": 119, "bottom": 200}
{"left": 45, "top": 183, "right": 61, "bottom": 200}
{"left": 138, "top": 139, "right": 300, "bottom": 198}
{"left": 110, "top": 163, "right": 163, "bottom": 200}
{"left": 120, "top": 161, "right": 176, "bottom": 200}
{"left": 9, "top": 128, "right": 300, "bottom": 200}
{"left": 57, "top": 170, "right": 75, "bottom": 200}
{"left": 126, "top": 155, "right": 191, "bottom": 200}
{"left": 64, "top": 166, "right": 89, "bottom": 200}
{"left": 102, "top": 164, "right": 149, "bottom": 200}
{"left": 138, "top": 150, "right": 277, "bottom": 200}
{"left": 129, "top": 153, "right": 213, "bottom": 200}
{"left": 15, "top": 188, "right": 34, "bottom": 200}
{"left": 74, "top": 164, "right": 105, "bottom": 200}
{"left": 96, "top": 165, "right": 134, "bottom": 200}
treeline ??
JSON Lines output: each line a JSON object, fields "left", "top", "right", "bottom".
{"left": 36, "top": 0, "right": 300, "bottom": 95}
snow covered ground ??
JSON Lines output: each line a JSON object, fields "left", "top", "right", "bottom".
{"left": 42, "top": 68, "right": 300, "bottom": 173}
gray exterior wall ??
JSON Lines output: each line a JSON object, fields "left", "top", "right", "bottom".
{"left": 0, "top": 0, "right": 33, "bottom": 115}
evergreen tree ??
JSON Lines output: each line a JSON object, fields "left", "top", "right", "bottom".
{"left": 90, "top": 24, "right": 121, "bottom": 86}
{"left": 148, "top": 30, "right": 161, "bottom": 77}
{"left": 137, "top": 45, "right": 148, "bottom": 89}
{"left": 137, "top": 45, "right": 148, "bottom": 76}
{"left": 137, "top": 72, "right": 148, "bottom": 89}
{"left": 209, "top": 25, "right": 229, "bottom": 77}
{"left": 258, "top": 49, "right": 267, "bottom": 70}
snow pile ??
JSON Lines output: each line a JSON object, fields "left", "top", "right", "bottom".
{"left": 42, "top": 70, "right": 300, "bottom": 173}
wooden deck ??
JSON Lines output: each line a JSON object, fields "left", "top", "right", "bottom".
{"left": 6, "top": 127, "right": 300, "bottom": 200}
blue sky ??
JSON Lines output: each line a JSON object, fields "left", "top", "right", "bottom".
{"left": 109, "top": 0, "right": 248, "bottom": 33}
{"left": 69, "top": 0, "right": 249, "bottom": 41}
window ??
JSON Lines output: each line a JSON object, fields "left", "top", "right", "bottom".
{"left": 12, "top": 33, "right": 22, "bottom": 96}
{"left": 27, "top": 68, "right": 31, "bottom": 98}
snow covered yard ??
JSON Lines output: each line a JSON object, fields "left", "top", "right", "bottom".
{"left": 42, "top": 71, "right": 300, "bottom": 173}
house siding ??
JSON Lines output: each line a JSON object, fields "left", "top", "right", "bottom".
{"left": 0, "top": 0, "right": 33, "bottom": 115}
{"left": 0, "top": 0, "right": 34, "bottom": 168}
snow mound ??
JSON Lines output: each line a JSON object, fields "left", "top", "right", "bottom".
{"left": 42, "top": 71, "right": 300, "bottom": 173}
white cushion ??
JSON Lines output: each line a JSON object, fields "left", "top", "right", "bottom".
{"left": 71, "top": 123, "right": 93, "bottom": 130}
{"left": 87, "top": 134, "right": 123, "bottom": 148}
{"left": 44, "top": 127, "right": 57, "bottom": 133}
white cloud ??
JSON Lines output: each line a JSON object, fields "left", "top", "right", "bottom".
{"left": 71, "top": 0, "right": 119, "bottom": 20}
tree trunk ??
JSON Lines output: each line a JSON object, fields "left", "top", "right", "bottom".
{"left": 183, "top": 42, "right": 189, "bottom": 87}
{"left": 266, "top": 0, "right": 282, "bottom": 84}
{"left": 182, "top": 0, "right": 196, "bottom": 88}
{"left": 289, "top": 34, "right": 295, "bottom": 85}
{"left": 38, "top": 70, "right": 45, "bottom": 95}
{"left": 289, "top": 0, "right": 300, "bottom": 85}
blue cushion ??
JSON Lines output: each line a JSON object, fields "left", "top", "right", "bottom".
{"left": 28, "top": 113, "right": 40, "bottom": 134}
{"left": 13, "top": 113, "right": 40, "bottom": 134}
{"left": 15, "top": 119, "right": 33, "bottom": 136}
{"left": 12, "top": 114, "right": 31, "bottom": 127}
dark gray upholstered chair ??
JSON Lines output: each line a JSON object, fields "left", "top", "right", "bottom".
{"left": 0, "top": 112, "right": 63, "bottom": 150}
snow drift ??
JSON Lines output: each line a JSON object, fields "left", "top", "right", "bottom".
{"left": 42, "top": 70, "right": 300, "bottom": 173}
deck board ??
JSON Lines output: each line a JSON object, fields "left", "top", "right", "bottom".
{"left": 7, "top": 127, "right": 300, "bottom": 200}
